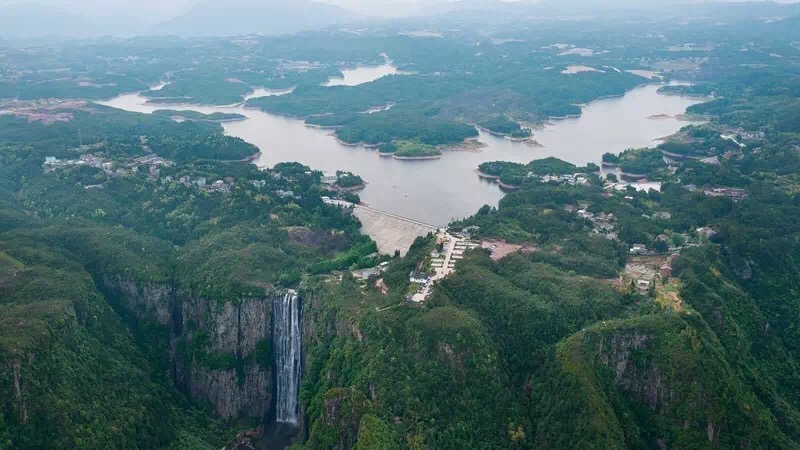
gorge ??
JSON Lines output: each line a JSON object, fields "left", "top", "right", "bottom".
{"left": 103, "top": 274, "right": 304, "bottom": 430}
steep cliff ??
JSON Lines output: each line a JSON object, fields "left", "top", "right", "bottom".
{"left": 102, "top": 274, "right": 175, "bottom": 325}
{"left": 557, "top": 314, "right": 794, "bottom": 449}
{"left": 102, "top": 274, "right": 281, "bottom": 423}
{"left": 178, "top": 295, "right": 274, "bottom": 421}
{"left": 0, "top": 249, "right": 190, "bottom": 449}
{"left": 300, "top": 277, "right": 515, "bottom": 449}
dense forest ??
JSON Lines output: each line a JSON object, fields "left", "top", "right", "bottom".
{"left": 2, "top": 4, "right": 800, "bottom": 450}
{"left": 0, "top": 103, "right": 374, "bottom": 449}
{"left": 478, "top": 117, "right": 532, "bottom": 138}
{"left": 293, "top": 10, "right": 800, "bottom": 450}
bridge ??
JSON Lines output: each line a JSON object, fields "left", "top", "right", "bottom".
{"left": 324, "top": 200, "right": 440, "bottom": 256}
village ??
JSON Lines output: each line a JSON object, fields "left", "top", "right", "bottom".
{"left": 350, "top": 223, "right": 542, "bottom": 304}
{"left": 347, "top": 226, "right": 483, "bottom": 303}
{"left": 42, "top": 145, "right": 740, "bottom": 310}
{"left": 41, "top": 145, "right": 736, "bottom": 311}
{"left": 40, "top": 149, "right": 296, "bottom": 196}
{"left": 0, "top": 98, "right": 87, "bottom": 125}
{"left": 330, "top": 169, "right": 728, "bottom": 308}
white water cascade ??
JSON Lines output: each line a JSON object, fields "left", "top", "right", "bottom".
{"left": 273, "top": 291, "right": 302, "bottom": 425}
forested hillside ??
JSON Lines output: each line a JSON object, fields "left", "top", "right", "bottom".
{"left": 0, "top": 105, "right": 373, "bottom": 449}
{"left": 292, "top": 19, "right": 800, "bottom": 448}
{"left": 1, "top": 5, "right": 800, "bottom": 449}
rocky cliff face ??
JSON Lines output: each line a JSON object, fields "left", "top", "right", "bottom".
{"left": 570, "top": 320, "right": 740, "bottom": 448}
{"left": 1, "top": 304, "right": 78, "bottom": 429}
{"left": 178, "top": 296, "right": 273, "bottom": 420}
{"left": 320, "top": 387, "right": 371, "bottom": 450}
{"left": 187, "top": 364, "right": 271, "bottom": 420}
{"left": 102, "top": 275, "right": 281, "bottom": 423}
{"left": 296, "top": 291, "right": 357, "bottom": 443}
{"left": 596, "top": 332, "right": 673, "bottom": 411}
{"left": 4, "top": 358, "right": 30, "bottom": 426}
{"left": 102, "top": 274, "right": 174, "bottom": 325}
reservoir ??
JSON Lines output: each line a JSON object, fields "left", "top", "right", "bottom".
{"left": 323, "top": 64, "right": 401, "bottom": 86}
{"left": 99, "top": 69, "right": 704, "bottom": 226}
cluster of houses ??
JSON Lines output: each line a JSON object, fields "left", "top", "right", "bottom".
{"left": 43, "top": 152, "right": 297, "bottom": 197}
{"left": 170, "top": 175, "right": 289, "bottom": 195}
{"left": 565, "top": 204, "right": 617, "bottom": 240}
{"left": 730, "top": 128, "right": 766, "bottom": 141}
{"left": 407, "top": 230, "right": 482, "bottom": 303}
{"left": 409, "top": 270, "right": 432, "bottom": 285}
{"left": 44, "top": 153, "right": 175, "bottom": 180}
{"left": 702, "top": 187, "right": 748, "bottom": 201}
{"left": 633, "top": 253, "right": 679, "bottom": 294}
{"left": 166, "top": 176, "right": 235, "bottom": 193}
{"left": 532, "top": 173, "right": 591, "bottom": 186}
{"left": 630, "top": 226, "right": 716, "bottom": 258}
{"left": 683, "top": 184, "right": 748, "bottom": 201}
{"left": 408, "top": 270, "right": 434, "bottom": 303}
{"left": 628, "top": 225, "right": 720, "bottom": 294}
{"left": 133, "top": 153, "right": 173, "bottom": 167}
{"left": 430, "top": 236, "right": 480, "bottom": 276}
{"left": 0, "top": 99, "right": 87, "bottom": 125}
{"left": 44, "top": 154, "right": 110, "bottom": 173}
{"left": 352, "top": 261, "right": 390, "bottom": 281}
{"left": 275, "top": 189, "right": 299, "bottom": 199}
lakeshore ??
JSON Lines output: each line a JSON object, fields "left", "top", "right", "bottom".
{"left": 99, "top": 82, "right": 706, "bottom": 226}
{"left": 393, "top": 154, "right": 442, "bottom": 161}
{"left": 475, "top": 125, "right": 534, "bottom": 142}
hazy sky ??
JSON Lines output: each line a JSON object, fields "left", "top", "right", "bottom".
{"left": 0, "top": 0, "right": 440, "bottom": 22}
{"left": 2, "top": 0, "right": 798, "bottom": 22}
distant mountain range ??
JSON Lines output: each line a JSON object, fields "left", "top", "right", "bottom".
{"left": 152, "top": 0, "right": 356, "bottom": 37}
{"left": 0, "top": 0, "right": 356, "bottom": 39}
{"left": 0, "top": 2, "right": 95, "bottom": 38}
{"left": 1, "top": 0, "right": 799, "bottom": 39}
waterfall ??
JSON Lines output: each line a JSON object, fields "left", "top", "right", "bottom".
{"left": 273, "top": 291, "right": 301, "bottom": 426}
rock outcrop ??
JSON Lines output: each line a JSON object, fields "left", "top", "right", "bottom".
{"left": 102, "top": 275, "right": 286, "bottom": 423}
{"left": 176, "top": 296, "right": 273, "bottom": 420}
{"left": 320, "top": 387, "right": 371, "bottom": 450}
{"left": 102, "top": 274, "right": 174, "bottom": 325}
{"left": 596, "top": 332, "right": 672, "bottom": 411}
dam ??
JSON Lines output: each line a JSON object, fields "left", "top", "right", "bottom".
{"left": 324, "top": 199, "right": 439, "bottom": 256}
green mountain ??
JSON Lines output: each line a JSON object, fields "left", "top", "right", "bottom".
{"left": 3, "top": 10, "right": 800, "bottom": 450}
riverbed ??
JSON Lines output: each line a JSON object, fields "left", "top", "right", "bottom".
{"left": 98, "top": 71, "right": 704, "bottom": 226}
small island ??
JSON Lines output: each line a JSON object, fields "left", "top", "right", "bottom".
{"left": 477, "top": 116, "right": 533, "bottom": 141}
{"left": 331, "top": 170, "right": 366, "bottom": 191}
{"left": 478, "top": 157, "right": 587, "bottom": 189}
{"left": 152, "top": 110, "right": 246, "bottom": 123}
{"left": 382, "top": 140, "right": 443, "bottom": 160}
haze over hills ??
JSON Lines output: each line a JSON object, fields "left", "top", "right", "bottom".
{"left": 3, "top": 0, "right": 800, "bottom": 448}
{"left": 0, "top": 0, "right": 194, "bottom": 36}
{"left": 1, "top": 0, "right": 799, "bottom": 38}
{"left": 414, "top": 0, "right": 800, "bottom": 17}
{"left": 152, "top": 0, "right": 356, "bottom": 37}
{"left": 0, "top": 2, "right": 96, "bottom": 38}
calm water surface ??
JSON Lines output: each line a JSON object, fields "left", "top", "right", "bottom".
{"left": 99, "top": 70, "right": 704, "bottom": 226}
{"left": 322, "top": 61, "right": 401, "bottom": 87}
